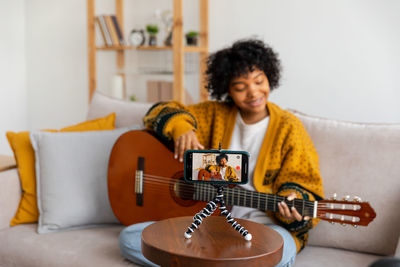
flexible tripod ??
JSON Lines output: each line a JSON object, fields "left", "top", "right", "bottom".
{"left": 184, "top": 185, "right": 252, "bottom": 241}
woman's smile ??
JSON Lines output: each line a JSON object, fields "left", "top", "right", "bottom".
{"left": 246, "top": 96, "right": 265, "bottom": 107}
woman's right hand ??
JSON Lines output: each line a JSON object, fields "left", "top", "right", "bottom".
{"left": 174, "top": 130, "right": 204, "bottom": 162}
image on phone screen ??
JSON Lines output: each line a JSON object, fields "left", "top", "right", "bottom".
{"left": 185, "top": 150, "right": 248, "bottom": 184}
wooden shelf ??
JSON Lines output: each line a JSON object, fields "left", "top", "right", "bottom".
{"left": 97, "top": 45, "right": 171, "bottom": 51}
{"left": 96, "top": 45, "right": 208, "bottom": 53}
{"left": 87, "top": 0, "right": 209, "bottom": 103}
{"left": 184, "top": 46, "right": 208, "bottom": 53}
{"left": 114, "top": 69, "right": 198, "bottom": 76}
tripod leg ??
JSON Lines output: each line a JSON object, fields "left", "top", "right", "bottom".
{"left": 219, "top": 196, "right": 252, "bottom": 241}
{"left": 184, "top": 200, "right": 217, "bottom": 238}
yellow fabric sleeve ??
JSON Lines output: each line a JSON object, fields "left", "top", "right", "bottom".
{"left": 271, "top": 113, "right": 324, "bottom": 252}
{"left": 143, "top": 100, "right": 231, "bottom": 148}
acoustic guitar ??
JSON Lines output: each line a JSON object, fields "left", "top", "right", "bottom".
{"left": 197, "top": 169, "right": 223, "bottom": 181}
{"left": 108, "top": 130, "right": 376, "bottom": 227}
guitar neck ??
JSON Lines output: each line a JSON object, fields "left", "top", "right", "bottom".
{"left": 193, "top": 184, "right": 316, "bottom": 218}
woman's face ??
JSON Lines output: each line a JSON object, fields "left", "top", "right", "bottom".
{"left": 218, "top": 157, "right": 227, "bottom": 167}
{"left": 228, "top": 68, "right": 270, "bottom": 122}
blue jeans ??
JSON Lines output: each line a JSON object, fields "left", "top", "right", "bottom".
{"left": 119, "top": 221, "right": 297, "bottom": 267}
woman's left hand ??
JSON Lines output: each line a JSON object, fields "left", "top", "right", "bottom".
{"left": 277, "top": 193, "right": 310, "bottom": 221}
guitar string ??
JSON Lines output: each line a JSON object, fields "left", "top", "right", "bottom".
{"left": 141, "top": 174, "right": 328, "bottom": 209}
{"left": 141, "top": 177, "right": 338, "bottom": 216}
{"left": 143, "top": 179, "right": 362, "bottom": 223}
{"left": 142, "top": 173, "right": 319, "bottom": 206}
{"left": 140, "top": 173, "right": 350, "bottom": 211}
{"left": 146, "top": 180, "right": 351, "bottom": 220}
{"left": 137, "top": 179, "right": 360, "bottom": 223}
{"left": 140, "top": 177, "right": 359, "bottom": 220}
{"left": 132, "top": 174, "right": 363, "bottom": 221}
{"left": 140, "top": 181, "right": 315, "bottom": 217}
{"left": 142, "top": 175, "right": 315, "bottom": 206}
{"left": 141, "top": 174, "right": 322, "bottom": 211}
{"left": 142, "top": 172, "right": 345, "bottom": 209}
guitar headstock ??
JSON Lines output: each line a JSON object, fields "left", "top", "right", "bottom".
{"left": 317, "top": 194, "right": 376, "bottom": 227}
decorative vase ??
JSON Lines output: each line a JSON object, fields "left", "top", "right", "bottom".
{"left": 164, "top": 31, "right": 172, "bottom": 46}
{"left": 149, "top": 35, "right": 157, "bottom": 46}
{"left": 186, "top": 36, "right": 198, "bottom": 46}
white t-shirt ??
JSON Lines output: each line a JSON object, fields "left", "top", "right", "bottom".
{"left": 229, "top": 112, "right": 274, "bottom": 224}
{"left": 220, "top": 166, "right": 226, "bottom": 179}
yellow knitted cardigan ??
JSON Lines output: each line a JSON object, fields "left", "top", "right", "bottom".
{"left": 207, "top": 165, "right": 238, "bottom": 182}
{"left": 144, "top": 100, "right": 324, "bottom": 252}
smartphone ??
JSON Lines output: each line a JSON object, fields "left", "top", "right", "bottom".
{"left": 184, "top": 149, "right": 249, "bottom": 184}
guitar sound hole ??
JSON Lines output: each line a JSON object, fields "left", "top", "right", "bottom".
{"left": 169, "top": 171, "right": 197, "bottom": 207}
{"left": 176, "top": 178, "right": 195, "bottom": 200}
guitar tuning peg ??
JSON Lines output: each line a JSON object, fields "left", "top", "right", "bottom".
{"left": 353, "top": 196, "right": 362, "bottom": 202}
{"left": 331, "top": 193, "right": 337, "bottom": 200}
{"left": 352, "top": 225, "right": 358, "bottom": 228}
{"left": 342, "top": 195, "right": 350, "bottom": 201}
{"left": 329, "top": 221, "right": 335, "bottom": 225}
{"left": 341, "top": 223, "right": 347, "bottom": 226}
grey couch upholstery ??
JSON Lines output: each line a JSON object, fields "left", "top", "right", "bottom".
{"left": 1, "top": 92, "right": 399, "bottom": 266}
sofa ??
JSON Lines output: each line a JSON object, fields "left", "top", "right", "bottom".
{"left": 0, "top": 92, "right": 399, "bottom": 267}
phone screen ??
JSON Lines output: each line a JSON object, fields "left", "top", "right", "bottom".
{"left": 184, "top": 150, "right": 249, "bottom": 184}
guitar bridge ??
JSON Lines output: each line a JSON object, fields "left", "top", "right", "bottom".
{"left": 135, "top": 157, "right": 144, "bottom": 206}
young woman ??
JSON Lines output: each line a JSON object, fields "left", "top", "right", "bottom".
{"left": 119, "top": 39, "right": 324, "bottom": 267}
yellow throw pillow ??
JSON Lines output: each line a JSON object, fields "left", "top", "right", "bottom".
{"left": 6, "top": 113, "right": 116, "bottom": 226}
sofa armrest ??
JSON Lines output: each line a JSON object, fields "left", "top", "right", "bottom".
{"left": 0, "top": 168, "right": 21, "bottom": 230}
{"left": 0, "top": 155, "right": 16, "bottom": 172}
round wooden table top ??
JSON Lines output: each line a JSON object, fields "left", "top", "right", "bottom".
{"left": 141, "top": 216, "right": 283, "bottom": 267}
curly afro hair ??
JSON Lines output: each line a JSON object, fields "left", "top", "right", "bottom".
{"left": 205, "top": 39, "right": 282, "bottom": 103}
{"left": 216, "top": 153, "right": 228, "bottom": 165}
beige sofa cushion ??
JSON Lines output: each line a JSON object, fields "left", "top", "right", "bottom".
{"left": 0, "top": 224, "right": 138, "bottom": 267}
{"left": 292, "top": 110, "right": 400, "bottom": 255}
{"left": 295, "top": 245, "right": 380, "bottom": 267}
{"left": 87, "top": 92, "right": 152, "bottom": 128}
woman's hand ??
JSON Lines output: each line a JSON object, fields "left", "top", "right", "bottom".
{"left": 277, "top": 193, "right": 310, "bottom": 221}
{"left": 174, "top": 130, "right": 204, "bottom": 162}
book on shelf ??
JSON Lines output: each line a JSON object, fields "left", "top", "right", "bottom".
{"left": 147, "top": 80, "right": 171, "bottom": 102}
{"left": 97, "top": 15, "right": 112, "bottom": 46}
{"left": 146, "top": 80, "right": 160, "bottom": 103}
{"left": 95, "top": 17, "right": 107, "bottom": 46}
{"left": 96, "top": 15, "right": 125, "bottom": 47}
{"left": 104, "top": 15, "right": 120, "bottom": 46}
{"left": 160, "top": 80, "right": 173, "bottom": 101}
{"left": 111, "top": 15, "right": 125, "bottom": 46}
{"left": 146, "top": 80, "right": 194, "bottom": 104}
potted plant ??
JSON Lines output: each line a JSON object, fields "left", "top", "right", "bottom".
{"left": 129, "top": 94, "right": 137, "bottom": 101}
{"left": 185, "top": 31, "right": 199, "bottom": 46}
{"left": 146, "top": 24, "right": 159, "bottom": 46}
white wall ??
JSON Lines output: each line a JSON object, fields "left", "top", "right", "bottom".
{"left": 1, "top": 0, "right": 399, "bottom": 154}
{"left": 210, "top": 0, "right": 400, "bottom": 123}
{"left": 0, "top": 0, "right": 27, "bottom": 155}
{"left": 25, "top": 0, "right": 88, "bottom": 130}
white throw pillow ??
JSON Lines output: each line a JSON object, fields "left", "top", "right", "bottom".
{"left": 87, "top": 92, "right": 153, "bottom": 128}
{"left": 30, "top": 126, "right": 139, "bottom": 234}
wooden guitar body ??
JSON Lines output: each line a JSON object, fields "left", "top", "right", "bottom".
{"left": 197, "top": 169, "right": 223, "bottom": 181}
{"left": 108, "top": 130, "right": 206, "bottom": 226}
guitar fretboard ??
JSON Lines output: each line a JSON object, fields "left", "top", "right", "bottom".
{"left": 193, "top": 184, "right": 315, "bottom": 217}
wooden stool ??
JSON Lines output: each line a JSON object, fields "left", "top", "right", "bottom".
{"left": 142, "top": 216, "right": 283, "bottom": 267}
